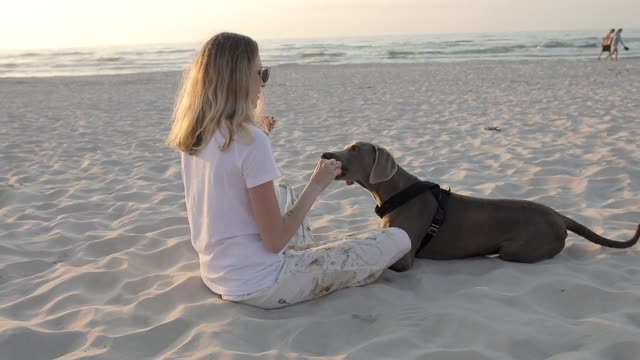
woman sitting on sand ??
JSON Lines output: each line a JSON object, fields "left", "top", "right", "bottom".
{"left": 166, "top": 32, "right": 410, "bottom": 309}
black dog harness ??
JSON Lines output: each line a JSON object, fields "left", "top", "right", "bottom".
{"left": 374, "top": 181, "right": 451, "bottom": 255}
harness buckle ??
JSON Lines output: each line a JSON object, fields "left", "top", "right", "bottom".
{"left": 427, "top": 224, "right": 440, "bottom": 235}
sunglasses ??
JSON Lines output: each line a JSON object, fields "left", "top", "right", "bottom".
{"left": 258, "top": 66, "right": 270, "bottom": 84}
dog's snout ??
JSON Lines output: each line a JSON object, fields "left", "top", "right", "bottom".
{"left": 321, "top": 152, "right": 335, "bottom": 160}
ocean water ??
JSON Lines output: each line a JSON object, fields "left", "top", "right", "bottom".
{"left": 1, "top": 30, "right": 638, "bottom": 78}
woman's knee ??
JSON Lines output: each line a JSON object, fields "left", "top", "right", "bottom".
{"left": 379, "top": 227, "right": 412, "bottom": 257}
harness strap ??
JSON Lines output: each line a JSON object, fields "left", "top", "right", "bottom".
{"left": 416, "top": 186, "right": 451, "bottom": 255}
{"left": 375, "top": 181, "right": 439, "bottom": 218}
{"left": 374, "top": 180, "right": 451, "bottom": 256}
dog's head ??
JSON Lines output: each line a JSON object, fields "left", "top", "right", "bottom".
{"left": 321, "top": 142, "right": 398, "bottom": 186}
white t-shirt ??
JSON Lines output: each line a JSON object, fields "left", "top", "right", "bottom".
{"left": 181, "top": 126, "right": 284, "bottom": 296}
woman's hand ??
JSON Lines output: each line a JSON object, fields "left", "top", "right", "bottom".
{"left": 249, "top": 159, "right": 340, "bottom": 254}
{"left": 258, "top": 114, "right": 276, "bottom": 135}
{"left": 308, "top": 159, "right": 342, "bottom": 193}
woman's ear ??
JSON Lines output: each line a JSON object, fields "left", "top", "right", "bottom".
{"left": 369, "top": 145, "right": 398, "bottom": 184}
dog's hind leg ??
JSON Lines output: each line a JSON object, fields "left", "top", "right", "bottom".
{"left": 498, "top": 236, "right": 565, "bottom": 263}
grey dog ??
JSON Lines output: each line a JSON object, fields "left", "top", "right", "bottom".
{"left": 321, "top": 142, "right": 639, "bottom": 272}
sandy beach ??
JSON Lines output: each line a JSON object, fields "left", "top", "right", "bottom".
{"left": 1, "top": 59, "right": 639, "bottom": 359}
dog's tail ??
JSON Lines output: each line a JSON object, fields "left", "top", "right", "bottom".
{"left": 562, "top": 215, "right": 640, "bottom": 248}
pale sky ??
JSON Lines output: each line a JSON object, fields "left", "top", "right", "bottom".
{"left": 1, "top": 0, "right": 638, "bottom": 49}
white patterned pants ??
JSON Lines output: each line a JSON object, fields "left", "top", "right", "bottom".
{"left": 222, "top": 183, "right": 411, "bottom": 309}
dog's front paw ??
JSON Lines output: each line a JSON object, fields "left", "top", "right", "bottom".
{"left": 389, "top": 254, "right": 414, "bottom": 272}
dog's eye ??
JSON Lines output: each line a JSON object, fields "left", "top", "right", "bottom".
{"left": 350, "top": 144, "right": 359, "bottom": 152}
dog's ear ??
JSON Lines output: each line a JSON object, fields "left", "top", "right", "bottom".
{"left": 370, "top": 144, "right": 398, "bottom": 184}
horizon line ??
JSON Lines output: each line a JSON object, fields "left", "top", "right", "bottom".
{"left": 1, "top": 27, "right": 639, "bottom": 52}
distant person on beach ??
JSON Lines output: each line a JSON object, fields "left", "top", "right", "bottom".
{"left": 609, "top": 28, "right": 629, "bottom": 61}
{"left": 598, "top": 28, "right": 615, "bottom": 60}
{"left": 166, "top": 32, "right": 410, "bottom": 309}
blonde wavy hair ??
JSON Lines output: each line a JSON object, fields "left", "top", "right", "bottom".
{"left": 166, "top": 32, "right": 262, "bottom": 154}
